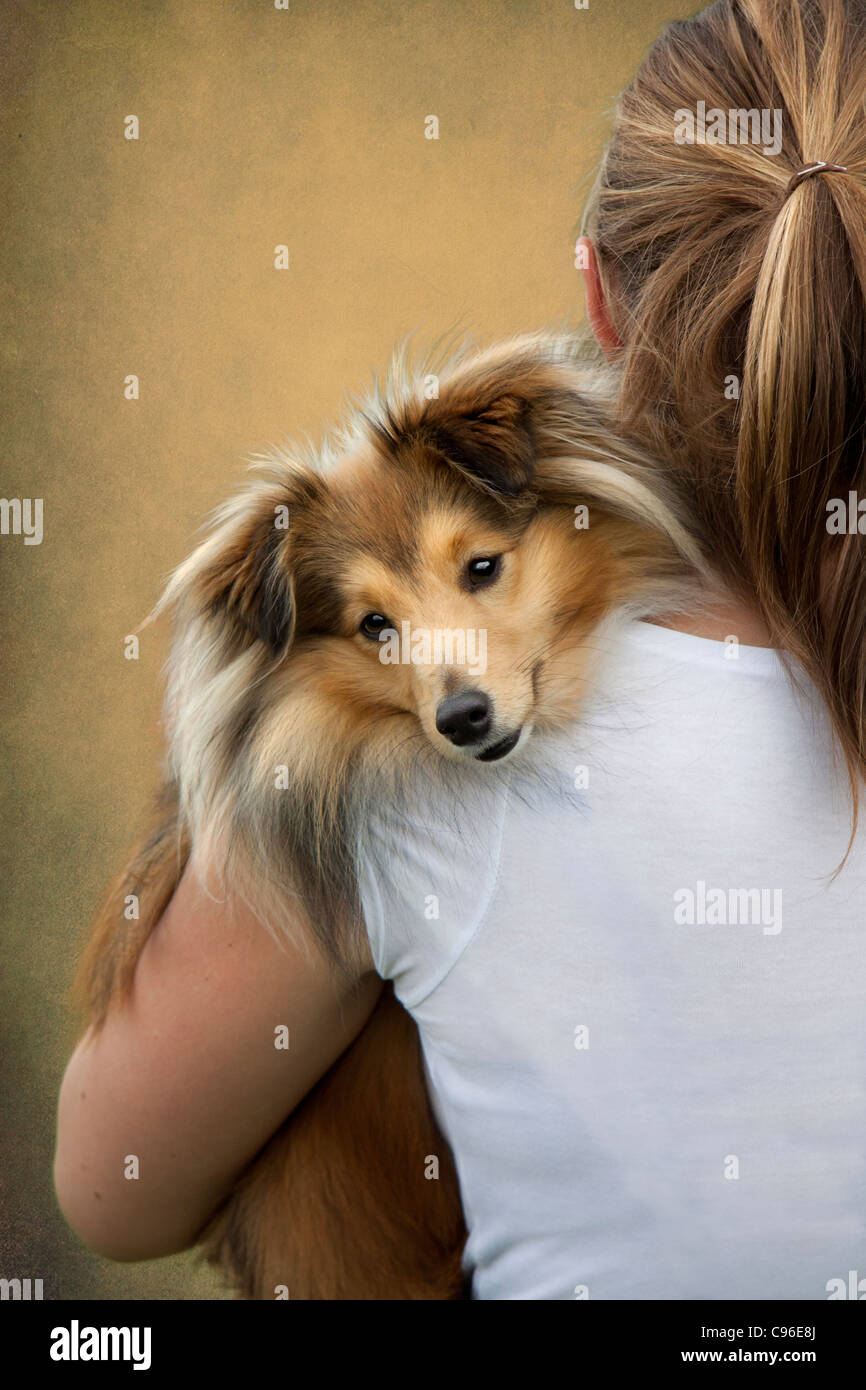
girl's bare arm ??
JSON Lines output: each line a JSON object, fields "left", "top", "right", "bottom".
{"left": 53, "top": 865, "right": 382, "bottom": 1261}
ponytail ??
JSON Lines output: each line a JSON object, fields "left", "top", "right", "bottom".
{"left": 583, "top": 0, "right": 866, "bottom": 842}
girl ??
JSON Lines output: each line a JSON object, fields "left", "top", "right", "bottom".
{"left": 55, "top": 0, "right": 866, "bottom": 1298}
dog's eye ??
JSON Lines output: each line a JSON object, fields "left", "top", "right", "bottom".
{"left": 359, "top": 612, "right": 394, "bottom": 640}
{"left": 466, "top": 555, "right": 501, "bottom": 588}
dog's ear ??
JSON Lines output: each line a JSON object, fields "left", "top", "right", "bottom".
{"left": 422, "top": 391, "right": 536, "bottom": 498}
{"left": 164, "top": 471, "right": 322, "bottom": 658}
{"left": 202, "top": 503, "right": 296, "bottom": 655}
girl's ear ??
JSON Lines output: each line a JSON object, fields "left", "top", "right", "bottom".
{"left": 576, "top": 237, "right": 624, "bottom": 360}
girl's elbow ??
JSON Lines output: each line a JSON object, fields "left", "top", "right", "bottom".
{"left": 52, "top": 1151, "right": 199, "bottom": 1264}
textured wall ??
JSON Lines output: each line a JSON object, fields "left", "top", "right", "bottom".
{"left": 1, "top": 0, "right": 692, "bottom": 1299}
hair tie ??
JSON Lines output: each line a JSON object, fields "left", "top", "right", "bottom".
{"left": 785, "top": 160, "right": 848, "bottom": 198}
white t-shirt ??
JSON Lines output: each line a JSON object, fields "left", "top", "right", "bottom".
{"left": 358, "top": 618, "right": 866, "bottom": 1301}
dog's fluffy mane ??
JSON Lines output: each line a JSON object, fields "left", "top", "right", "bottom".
{"left": 127, "top": 332, "right": 707, "bottom": 982}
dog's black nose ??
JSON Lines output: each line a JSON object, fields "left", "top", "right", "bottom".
{"left": 435, "top": 690, "right": 492, "bottom": 746}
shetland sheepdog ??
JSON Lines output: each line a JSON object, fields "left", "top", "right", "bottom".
{"left": 77, "top": 333, "right": 704, "bottom": 1299}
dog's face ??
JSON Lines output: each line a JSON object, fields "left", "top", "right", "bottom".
{"left": 294, "top": 447, "right": 576, "bottom": 763}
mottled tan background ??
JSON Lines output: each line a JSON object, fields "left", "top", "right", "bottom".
{"left": 1, "top": 0, "right": 695, "bottom": 1299}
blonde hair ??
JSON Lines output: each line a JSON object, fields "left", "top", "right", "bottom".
{"left": 582, "top": 0, "right": 866, "bottom": 839}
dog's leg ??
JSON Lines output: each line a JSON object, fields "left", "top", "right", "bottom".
{"left": 200, "top": 983, "right": 469, "bottom": 1300}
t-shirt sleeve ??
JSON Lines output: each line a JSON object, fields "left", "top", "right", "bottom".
{"left": 357, "top": 775, "right": 510, "bottom": 1010}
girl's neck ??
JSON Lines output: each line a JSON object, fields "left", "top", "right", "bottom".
{"left": 647, "top": 591, "right": 774, "bottom": 648}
